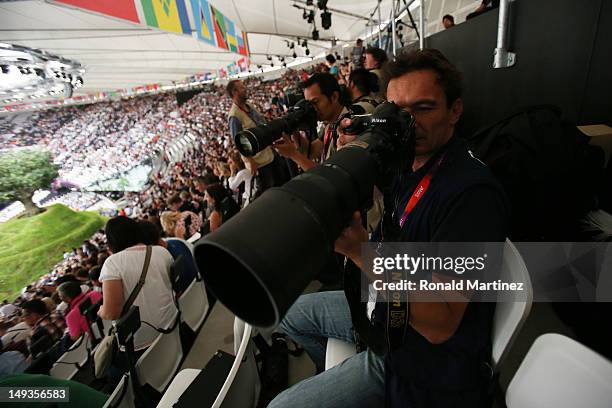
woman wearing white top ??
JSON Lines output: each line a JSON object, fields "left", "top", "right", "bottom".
{"left": 98, "top": 216, "right": 177, "bottom": 352}
{"left": 227, "top": 150, "right": 253, "bottom": 207}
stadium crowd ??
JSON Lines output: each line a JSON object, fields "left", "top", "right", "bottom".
{"left": 0, "top": 63, "right": 323, "bottom": 383}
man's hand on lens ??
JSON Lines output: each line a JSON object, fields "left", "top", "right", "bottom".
{"left": 334, "top": 211, "right": 368, "bottom": 269}
{"left": 337, "top": 118, "right": 358, "bottom": 150}
{"left": 273, "top": 133, "right": 298, "bottom": 159}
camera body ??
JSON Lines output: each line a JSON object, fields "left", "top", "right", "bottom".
{"left": 235, "top": 99, "right": 318, "bottom": 157}
{"left": 342, "top": 102, "right": 416, "bottom": 184}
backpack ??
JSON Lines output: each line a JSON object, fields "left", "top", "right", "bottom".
{"left": 466, "top": 105, "right": 603, "bottom": 241}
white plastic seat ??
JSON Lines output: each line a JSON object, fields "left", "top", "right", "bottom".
{"left": 186, "top": 232, "right": 201, "bottom": 244}
{"left": 492, "top": 239, "right": 533, "bottom": 370}
{"left": 325, "top": 338, "right": 357, "bottom": 370}
{"left": 49, "top": 333, "right": 90, "bottom": 380}
{"left": 211, "top": 318, "right": 259, "bottom": 408}
{"left": 178, "top": 278, "right": 209, "bottom": 332}
{"left": 155, "top": 369, "right": 201, "bottom": 408}
{"left": 102, "top": 373, "right": 136, "bottom": 408}
{"left": 135, "top": 312, "right": 183, "bottom": 393}
{"left": 155, "top": 318, "right": 259, "bottom": 408}
{"left": 506, "top": 333, "right": 612, "bottom": 408}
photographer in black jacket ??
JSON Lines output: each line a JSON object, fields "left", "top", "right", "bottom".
{"left": 268, "top": 49, "right": 509, "bottom": 408}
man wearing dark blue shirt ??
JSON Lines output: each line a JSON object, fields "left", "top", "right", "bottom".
{"left": 268, "top": 49, "right": 508, "bottom": 408}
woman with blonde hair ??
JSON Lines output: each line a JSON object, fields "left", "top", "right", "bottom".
{"left": 160, "top": 210, "right": 202, "bottom": 240}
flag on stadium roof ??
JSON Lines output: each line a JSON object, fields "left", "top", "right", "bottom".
{"left": 190, "top": 0, "right": 216, "bottom": 46}
{"left": 53, "top": 0, "right": 140, "bottom": 23}
{"left": 141, "top": 0, "right": 191, "bottom": 35}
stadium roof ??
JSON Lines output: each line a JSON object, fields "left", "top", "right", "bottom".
{"left": 0, "top": 0, "right": 480, "bottom": 96}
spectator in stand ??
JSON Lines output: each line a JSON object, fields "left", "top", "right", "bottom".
{"left": 21, "top": 299, "right": 66, "bottom": 356}
{"left": 325, "top": 54, "right": 339, "bottom": 76}
{"left": 139, "top": 220, "right": 197, "bottom": 295}
{"left": 160, "top": 210, "right": 202, "bottom": 240}
{"left": 227, "top": 79, "right": 289, "bottom": 193}
{"left": 179, "top": 191, "right": 198, "bottom": 213}
{"left": 228, "top": 150, "right": 253, "bottom": 207}
{"left": 351, "top": 38, "right": 365, "bottom": 69}
{"left": 442, "top": 14, "right": 455, "bottom": 29}
{"left": 167, "top": 194, "right": 183, "bottom": 212}
{"left": 204, "top": 183, "right": 240, "bottom": 233}
{"left": 89, "top": 266, "right": 103, "bottom": 293}
{"left": 98, "top": 216, "right": 178, "bottom": 381}
{"left": 364, "top": 47, "right": 389, "bottom": 99}
{"left": 57, "top": 281, "right": 102, "bottom": 341}
{"left": 346, "top": 69, "right": 382, "bottom": 112}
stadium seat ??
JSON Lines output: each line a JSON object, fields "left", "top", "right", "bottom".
{"left": 178, "top": 278, "right": 209, "bottom": 333}
{"left": 155, "top": 318, "right": 259, "bottom": 408}
{"left": 210, "top": 318, "right": 259, "bottom": 408}
{"left": 135, "top": 311, "right": 183, "bottom": 393}
{"left": 506, "top": 333, "right": 612, "bottom": 408}
{"left": 155, "top": 369, "right": 201, "bottom": 408}
{"left": 49, "top": 333, "right": 91, "bottom": 380}
{"left": 492, "top": 239, "right": 533, "bottom": 370}
{"left": 186, "top": 232, "right": 201, "bottom": 244}
{"left": 102, "top": 373, "right": 136, "bottom": 408}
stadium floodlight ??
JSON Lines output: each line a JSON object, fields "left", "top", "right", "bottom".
{"left": 321, "top": 10, "right": 332, "bottom": 29}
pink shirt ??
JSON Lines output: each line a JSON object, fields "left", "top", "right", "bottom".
{"left": 65, "top": 290, "right": 103, "bottom": 339}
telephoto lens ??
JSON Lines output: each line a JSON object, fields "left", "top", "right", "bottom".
{"left": 196, "top": 102, "right": 415, "bottom": 329}
{"left": 235, "top": 99, "right": 318, "bottom": 157}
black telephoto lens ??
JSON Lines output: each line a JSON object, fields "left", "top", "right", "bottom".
{"left": 195, "top": 102, "right": 415, "bottom": 328}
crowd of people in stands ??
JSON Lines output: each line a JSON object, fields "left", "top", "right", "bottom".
{"left": 0, "top": 62, "right": 325, "bottom": 383}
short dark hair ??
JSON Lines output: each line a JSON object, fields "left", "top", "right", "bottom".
{"left": 383, "top": 49, "right": 462, "bottom": 107}
{"left": 365, "top": 47, "right": 388, "bottom": 67}
{"left": 21, "top": 299, "right": 48, "bottom": 316}
{"left": 349, "top": 68, "right": 380, "bottom": 95}
{"left": 301, "top": 73, "right": 341, "bottom": 100}
{"left": 325, "top": 54, "right": 336, "bottom": 64}
{"left": 54, "top": 274, "right": 78, "bottom": 286}
{"left": 196, "top": 173, "right": 220, "bottom": 186}
{"left": 167, "top": 194, "right": 181, "bottom": 206}
{"left": 139, "top": 220, "right": 162, "bottom": 245}
{"left": 105, "top": 216, "right": 145, "bottom": 253}
{"left": 443, "top": 14, "right": 455, "bottom": 23}
{"left": 58, "top": 281, "right": 82, "bottom": 300}
{"left": 226, "top": 80, "right": 241, "bottom": 98}
{"left": 89, "top": 266, "right": 102, "bottom": 282}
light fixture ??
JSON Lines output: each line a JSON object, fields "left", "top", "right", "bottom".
{"left": 312, "top": 29, "right": 319, "bottom": 41}
{"left": 321, "top": 10, "right": 332, "bottom": 30}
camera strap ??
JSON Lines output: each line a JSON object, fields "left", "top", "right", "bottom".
{"left": 398, "top": 153, "right": 446, "bottom": 228}
{"left": 321, "top": 126, "right": 334, "bottom": 162}
{"left": 384, "top": 153, "right": 446, "bottom": 351}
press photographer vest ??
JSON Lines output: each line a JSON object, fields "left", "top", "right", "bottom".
{"left": 229, "top": 103, "right": 274, "bottom": 167}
